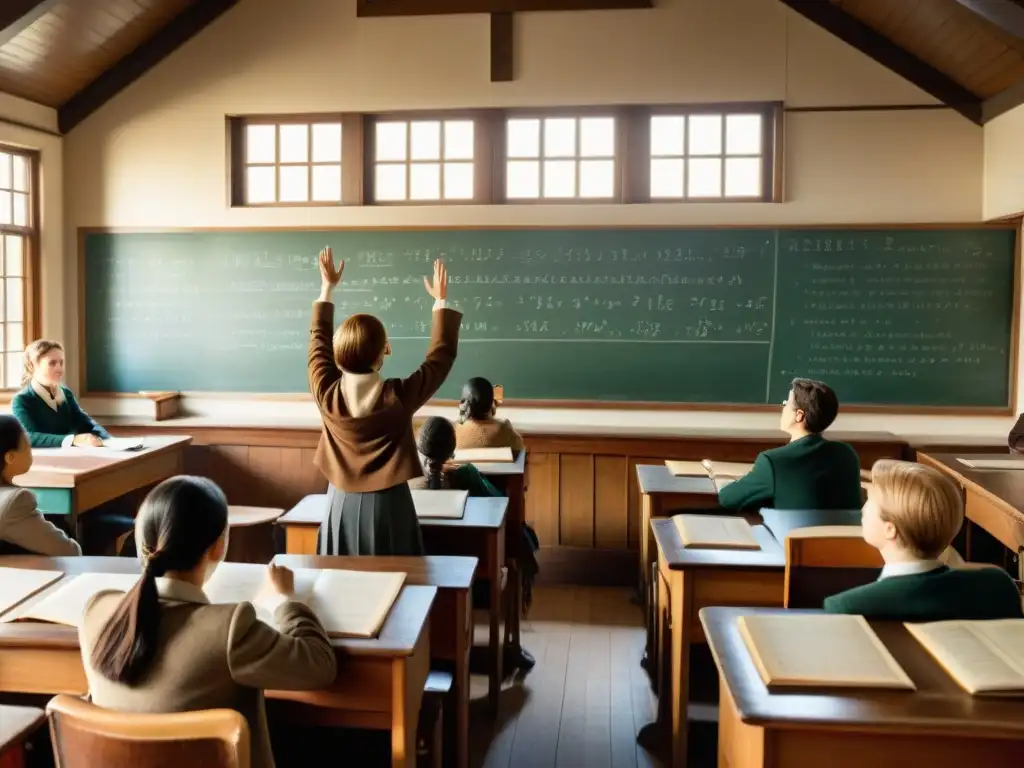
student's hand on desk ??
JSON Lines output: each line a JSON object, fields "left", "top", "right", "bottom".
{"left": 424, "top": 259, "right": 447, "bottom": 302}
{"left": 265, "top": 564, "right": 295, "bottom": 596}
{"left": 72, "top": 434, "right": 103, "bottom": 447}
{"left": 317, "top": 246, "right": 344, "bottom": 301}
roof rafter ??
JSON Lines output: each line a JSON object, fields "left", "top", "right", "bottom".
{"left": 0, "top": 0, "right": 58, "bottom": 48}
{"left": 951, "top": 0, "right": 1024, "bottom": 41}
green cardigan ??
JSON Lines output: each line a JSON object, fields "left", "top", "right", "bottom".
{"left": 447, "top": 464, "right": 501, "bottom": 498}
{"left": 11, "top": 385, "right": 110, "bottom": 449}
{"left": 824, "top": 566, "right": 1024, "bottom": 622}
{"left": 717, "top": 433, "right": 862, "bottom": 511}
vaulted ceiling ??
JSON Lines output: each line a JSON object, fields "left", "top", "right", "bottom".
{"left": 1, "top": 0, "right": 1023, "bottom": 135}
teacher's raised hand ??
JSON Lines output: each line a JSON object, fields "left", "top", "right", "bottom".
{"left": 317, "top": 246, "right": 344, "bottom": 302}
{"left": 423, "top": 259, "right": 448, "bottom": 304}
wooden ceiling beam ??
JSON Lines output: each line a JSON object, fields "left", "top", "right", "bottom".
{"left": 983, "top": 77, "right": 1024, "bottom": 122}
{"left": 0, "top": 0, "right": 58, "bottom": 48}
{"left": 779, "top": 1, "right": 983, "bottom": 125}
{"left": 951, "top": 0, "right": 1024, "bottom": 41}
{"left": 357, "top": 0, "right": 651, "bottom": 17}
{"left": 57, "top": 0, "right": 239, "bottom": 134}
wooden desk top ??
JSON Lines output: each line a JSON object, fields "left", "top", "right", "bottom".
{"left": 280, "top": 493, "right": 508, "bottom": 529}
{"left": 652, "top": 518, "right": 785, "bottom": 571}
{"left": 273, "top": 555, "right": 477, "bottom": 590}
{"left": 918, "top": 453, "right": 1024, "bottom": 525}
{"left": 636, "top": 464, "right": 717, "bottom": 496}
{"left": 472, "top": 450, "right": 526, "bottom": 476}
{"left": 701, "top": 606, "right": 1024, "bottom": 737}
{"left": 0, "top": 704, "right": 44, "bottom": 754}
{"left": 0, "top": 555, "right": 433, "bottom": 658}
{"left": 15, "top": 435, "right": 192, "bottom": 489}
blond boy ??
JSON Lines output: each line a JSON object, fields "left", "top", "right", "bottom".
{"left": 824, "top": 460, "right": 1023, "bottom": 621}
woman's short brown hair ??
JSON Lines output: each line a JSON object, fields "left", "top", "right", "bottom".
{"left": 870, "top": 459, "right": 963, "bottom": 559}
{"left": 333, "top": 314, "right": 388, "bottom": 373}
{"left": 22, "top": 339, "right": 64, "bottom": 386}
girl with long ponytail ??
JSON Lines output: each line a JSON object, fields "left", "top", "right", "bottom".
{"left": 411, "top": 417, "right": 500, "bottom": 497}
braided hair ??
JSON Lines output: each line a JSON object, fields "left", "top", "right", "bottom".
{"left": 417, "top": 417, "right": 457, "bottom": 490}
{"left": 458, "top": 377, "right": 495, "bottom": 424}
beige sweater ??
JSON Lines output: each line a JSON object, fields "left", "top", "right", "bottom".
{"left": 454, "top": 418, "right": 524, "bottom": 451}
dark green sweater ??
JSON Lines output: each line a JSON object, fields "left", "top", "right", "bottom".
{"left": 447, "top": 464, "right": 500, "bottom": 497}
{"left": 717, "top": 433, "right": 862, "bottom": 511}
{"left": 824, "top": 566, "right": 1024, "bottom": 622}
{"left": 11, "top": 386, "right": 110, "bottom": 449}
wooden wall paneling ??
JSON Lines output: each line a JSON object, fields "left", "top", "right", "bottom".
{"left": 184, "top": 444, "right": 250, "bottom": 502}
{"left": 524, "top": 452, "right": 560, "bottom": 547}
{"left": 627, "top": 456, "right": 663, "bottom": 551}
{"left": 594, "top": 456, "right": 629, "bottom": 549}
{"left": 558, "top": 454, "right": 595, "bottom": 547}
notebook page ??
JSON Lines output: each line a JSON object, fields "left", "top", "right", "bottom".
{"left": 708, "top": 462, "right": 753, "bottom": 479}
{"left": 206, "top": 563, "right": 321, "bottom": 626}
{"left": 0, "top": 568, "right": 64, "bottom": 617}
{"left": 673, "top": 515, "right": 760, "bottom": 550}
{"left": 665, "top": 460, "right": 708, "bottom": 477}
{"left": 739, "top": 614, "right": 915, "bottom": 690}
{"left": 5, "top": 573, "right": 140, "bottom": 627}
{"left": 411, "top": 489, "right": 469, "bottom": 519}
{"left": 956, "top": 458, "right": 1024, "bottom": 470}
{"left": 905, "top": 621, "right": 1024, "bottom": 694}
{"left": 973, "top": 620, "right": 1024, "bottom": 680}
{"left": 309, "top": 570, "right": 406, "bottom": 638}
{"left": 452, "top": 448, "right": 514, "bottom": 464}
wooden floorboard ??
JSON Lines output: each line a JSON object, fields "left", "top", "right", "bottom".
{"left": 469, "top": 586, "right": 665, "bottom": 768}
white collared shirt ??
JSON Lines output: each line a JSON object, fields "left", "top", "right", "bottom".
{"left": 878, "top": 559, "right": 942, "bottom": 581}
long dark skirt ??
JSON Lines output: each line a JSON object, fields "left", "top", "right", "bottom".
{"left": 317, "top": 482, "right": 424, "bottom": 556}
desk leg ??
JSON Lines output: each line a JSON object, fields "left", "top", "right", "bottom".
{"left": 639, "top": 494, "right": 654, "bottom": 598}
{"left": 454, "top": 594, "right": 470, "bottom": 768}
{"left": 488, "top": 531, "right": 504, "bottom": 715}
{"left": 392, "top": 636, "right": 429, "bottom": 768}
{"left": 665, "top": 568, "right": 692, "bottom": 768}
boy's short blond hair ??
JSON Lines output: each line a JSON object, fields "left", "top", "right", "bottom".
{"left": 870, "top": 459, "right": 963, "bottom": 559}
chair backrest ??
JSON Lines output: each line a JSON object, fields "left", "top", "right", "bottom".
{"left": 46, "top": 696, "right": 250, "bottom": 768}
{"left": 784, "top": 526, "right": 883, "bottom": 609}
{"left": 760, "top": 508, "right": 862, "bottom": 545}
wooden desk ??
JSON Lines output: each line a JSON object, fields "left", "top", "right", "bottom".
{"left": 275, "top": 554, "right": 475, "bottom": 768}
{"left": 14, "top": 435, "right": 191, "bottom": 537}
{"left": 0, "top": 705, "right": 44, "bottom": 768}
{"left": 647, "top": 518, "right": 785, "bottom": 768}
{"left": 917, "top": 453, "right": 1024, "bottom": 579}
{"left": 278, "top": 494, "right": 508, "bottom": 714}
{"left": 0, "top": 556, "right": 434, "bottom": 768}
{"left": 702, "top": 606, "right": 1024, "bottom": 768}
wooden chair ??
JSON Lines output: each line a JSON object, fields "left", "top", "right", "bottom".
{"left": 226, "top": 506, "right": 284, "bottom": 563}
{"left": 783, "top": 526, "right": 882, "bottom": 608}
{"left": 46, "top": 695, "right": 250, "bottom": 768}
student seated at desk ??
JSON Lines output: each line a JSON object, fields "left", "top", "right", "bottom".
{"left": 718, "top": 378, "right": 861, "bottom": 511}
{"left": 81, "top": 476, "right": 337, "bottom": 768}
{"left": 310, "top": 249, "right": 460, "bottom": 556}
{"left": 11, "top": 340, "right": 110, "bottom": 449}
{"left": 0, "top": 416, "right": 79, "bottom": 556}
{"left": 824, "top": 460, "right": 1023, "bottom": 621}
{"left": 455, "top": 377, "right": 523, "bottom": 451}
{"left": 410, "top": 416, "right": 501, "bottom": 496}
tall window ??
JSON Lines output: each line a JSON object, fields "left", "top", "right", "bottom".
{"left": 0, "top": 147, "right": 33, "bottom": 390}
{"left": 371, "top": 118, "right": 476, "bottom": 202}
{"left": 505, "top": 115, "right": 617, "bottom": 200}
{"left": 649, "top": 111, "right": 766, "bottom": 200}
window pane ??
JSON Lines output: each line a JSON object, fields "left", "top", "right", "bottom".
{"left": 650, "top": 158, "right": 684, "bottom": 198}
{"left": 410, "top": 121, "right": 441, "bottom": 161}
{"left": 444, "top": 121, "right": 474, "bottom": 160}
{"left": 246, "top": 125, "right": 276, "bottom": 163}
{"left": 12, "top": 193, "right": 27, "bottom": 226}
{"left": 506, "top": 160, "right": 540, "bottom": 198}
{"left": 689, "top": 115, "right": 722, "bottom": 156}
{"left": 579, "top": 159, "right": 614, "bottom": 198}
{"left": 0, "top": 153, "right": 11, "bottom": 189}
{"left": 725, "top": 157, "right": 761, "bottom": 197}
{"left": 312, "top": 165, "right": 342, "bottom": 201}
{"left": 5, "top": 278, "right": 22, "bottom": 322}
{"left": 543, "top": 159, "right": 576, "bottom": 198}
{"left": 5, "top": 236, "right": 22, "bottom": 276}
{"left": 278, "top": 165, "right": 309, "bottom": 202}
{"left": 279, "top": 125, "right": 309, "bottom": 163}
{"left": 11, "top": 155, "right": 27, "bottom": 192}
{"left": 6, "top": 321, "right": 22, "bottom": 351}
{"left": 4, "top": 352, "right": 20, "bottom": 389}
{"left": 651, "top": 116, "right": 685, "bottom": 156}
{"left": 689, "top": 157, "right": 722, "bottom": 197}
{"left": 726, "top": 114, "right": 762, "bottom": 155}
{"left": 246, "top": 166, "right": 276, "bottom": 203}
{"left": 410, "top": 163, "right": 441, "bottom": 200}
{"left": 544, "top": 118, "right": 576, "bottom": 158}
{"left": 443, "top": 162, "right": 474, "bottom": 200}
{"left": 0, "top": 192, "right": 11, "bottom": 225}
{"left": 311, "top": 124, "right": 342, "bottom": 163}
{"left": 375, "top": 163, "right": 407, "bottom": 201}
{"left": 507, "top": 119, "right": 540, "bottom": 158}
{"left": 376, "top": 122, "right": 408, "bottom": 162}
{"left": 580, "top": 117, "right": 615, "bottom": 157}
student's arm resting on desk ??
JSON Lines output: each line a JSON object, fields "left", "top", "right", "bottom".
{"left": 0, "top": 488, "right": 80, "bottom": 556}
{"left": 452, "top": 464, "right": 501, "bottom": 497}
{"left": 227, "top": 601, "right": 337, "bottom": 690}
{"left": 716, "top": 453, "right": 774, "bottom": 510}
{"left": 65, "top": 389, "right": 110, "bottom": 440}
{"left": 10, "top": 391, "right": 70, "bottom": 448}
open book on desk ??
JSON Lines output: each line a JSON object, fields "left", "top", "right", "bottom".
{"left": 410, "top": 489, "right": 468, "bottom": 519}
{"left": 956, "top": 457, "right": 1024, "bottom": 470}
{"left": 673, "top": 514, "right": 760, "bottom": 550}
{"left": 3, "top": 573, "right": 140, "bottom": 627}
{"left": 738, "top": 614, "right": 916, "bottom": 691}
{"left": 451, "top": 447, "right": 514, "bottom": 464}
{"left": 0, "top": 568, "right": 66, "bottom": 618}
{"left": 906, "top": 619, "right": 1024, "bottom": 696}
{"left": 665, "top": 459, "right": 752, "bottom": 491}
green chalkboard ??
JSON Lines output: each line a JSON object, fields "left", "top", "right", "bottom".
{"left": 82, "top": 226, "right": 1017, "bottom": 408}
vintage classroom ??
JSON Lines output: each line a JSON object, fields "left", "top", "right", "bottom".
{"left": 1, "top": 0, "right": 1024, "bottom": 767}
